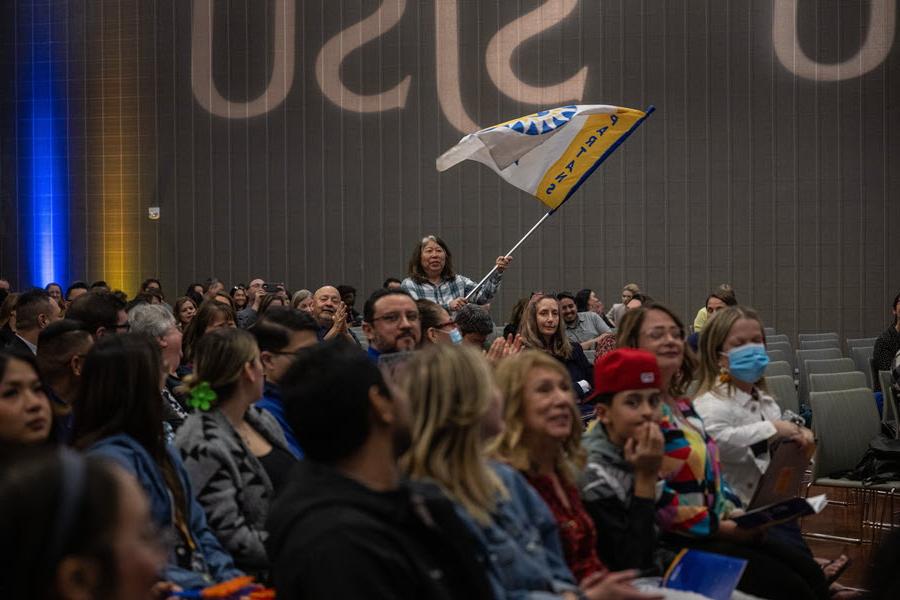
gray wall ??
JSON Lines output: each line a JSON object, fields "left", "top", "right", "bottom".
{"left": 1, "top": 0, "right": 898, "bottom": 339}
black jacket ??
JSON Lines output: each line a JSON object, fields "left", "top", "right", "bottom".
{"left": 266, "top": 460, "right": 494, "bottom": 600}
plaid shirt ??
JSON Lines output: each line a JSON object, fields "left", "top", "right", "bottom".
{"left": 401, "top": 272, "right": 502, "bottom": 311}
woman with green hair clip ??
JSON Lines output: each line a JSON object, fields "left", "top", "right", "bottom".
{"left": 175, "top": 328, "right": 295, "bottom": 575}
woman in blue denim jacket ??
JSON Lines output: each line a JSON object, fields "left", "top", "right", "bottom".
{"left": 400, "top": 344, "right": 655, "bottom": 600}
{"left": 74, "top": 334, "right": 242, "bottom": 590}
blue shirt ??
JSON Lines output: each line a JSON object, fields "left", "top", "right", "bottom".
{"left": 453, "top": 462, "right": 577, "bottom": 599}
{"left": 367, "top": 346, "right": 382, "bottom": 363}
{"left": 256, "top": 381, "right": 303, "bottom": 459}
{"left": 87, "top": 434, "right": 242, "bottom": 588}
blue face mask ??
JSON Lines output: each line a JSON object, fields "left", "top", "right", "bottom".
{"left": 726, "top": 343, "right": 769, "bottom": 383}
{"left": 448, "top": 328, "right": 463, "bottom": 345}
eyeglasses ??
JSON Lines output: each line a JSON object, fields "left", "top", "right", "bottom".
{"left": 372, "top": 311, "right": 420, "bottom": 325}
{"left": 435, "top": 320, "right": 456, "bottom": 330}
{"left": 640, "top": 326, "right": 684, "bottom": 341}
{"left": 113, "top": 322, "right": 131, "bottom": 332}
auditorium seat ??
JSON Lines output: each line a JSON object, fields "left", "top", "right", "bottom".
{"left": 766, "top": 374, "right": 799, "bottom": 415}
{"left": 765, "top": 360, "right": 793, "bottom": 379}
{"left": 806, "top": 388, "right": 882, "bottom": 543}
{"left": 809, "top": 372, "right": 869, "bottom": 393}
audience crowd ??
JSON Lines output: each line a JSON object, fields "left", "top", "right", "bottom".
{"left": 0, "top": 241, "right": 898, "bottom": 600}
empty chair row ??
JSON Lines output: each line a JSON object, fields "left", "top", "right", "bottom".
{"left": 765, "top": 333, "right": 875, "bottom": 355}
{"left": 799, "top": 332, "right": 839, "bottom": 342}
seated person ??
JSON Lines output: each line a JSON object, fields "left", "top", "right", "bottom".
{"left": 176, "top": 328, "right": 296, "bottom": 573}
{"left": 491, "top": 350, "right": 607, "bottom": 582}
{"left": 360, "top": 288, "right": 421, "bottom": 361}
{"left": 579, "top": 348, "right": 669, "bottom": 573}
{"left": 686, "top": 288, "right": 737, "bottom": 352}
{"left": 693, "top": 306, "right": 813, "bottom": 506}
{"left": 74, "top": 334, "right": 241, "bottom": 588}
{"left": 252, "top": 308, "right": 320, "bottom": 457}
{"left": 453, "top": 304, "right": 494, "bottom": 348}
{"left": 0, "top": 449, "right": 170, "bottom": 599}
{"left": 874, "top": 292, "right": 900, "bottom": 392}
{"left": 558, "top": 292, "right": 612, "bottom": 351}
{"left": 518, "top": 295, "right": 593, "bottom": 412}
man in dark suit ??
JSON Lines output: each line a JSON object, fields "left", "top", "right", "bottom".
{"left": 5, "top": 289, "right": 61, "bottom": 354}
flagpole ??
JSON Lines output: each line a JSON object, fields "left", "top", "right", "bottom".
{"left": 464, "top": 209, "right": 555, "bottom": 301}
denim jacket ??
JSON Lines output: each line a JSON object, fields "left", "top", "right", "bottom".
{"left": 86, "top": 434, "right": 243, "bottom": 589}
{"left": 453, "top": 461, "right": 578, "bottom": 600}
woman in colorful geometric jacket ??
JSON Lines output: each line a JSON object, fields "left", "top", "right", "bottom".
{"left": 617, "top": 303, "right": 829, "bottom": 600}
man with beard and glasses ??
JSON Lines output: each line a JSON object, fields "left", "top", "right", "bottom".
{"left": 266, "top": 341, "right": 494, "bottom": 600}
{"left": 361, "top": 289, "right": 421, "bottom": 362}
{"left": 311, "top": 285, "right": 359, "bottom": 345}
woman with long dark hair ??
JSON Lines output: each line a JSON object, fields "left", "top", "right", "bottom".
{"left": 0, "top": 350, "right": 54, "bottom": 449}
{"left": 73, "top": 333, "right": 242, "bottom": 589}
{"left": 0, "top": 449, "right": 167, "bottom": 599}
{"left": 181, "top": 301, "right": 236, "bottom": 365}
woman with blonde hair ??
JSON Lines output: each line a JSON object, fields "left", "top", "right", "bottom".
{"left": 693, "top": 305, "right": 813, "bottom": 506}
{"left": 693, "top": 307, "right": 849, "bottom": 584}
{"left": 401, "top": 344, "right": 651, "bottom": 600}
{"left": 519, "top": 295, "right": 594, "bottom": 411}
{"left": 491, "top": 350, "right": 607, "bottom": 583}
{"left": 176, "top": 327, "right": 294, "bottom": 574}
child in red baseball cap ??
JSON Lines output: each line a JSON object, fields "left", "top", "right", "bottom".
{"left": 580, "top": 348, "right": 670, "bottom": 573}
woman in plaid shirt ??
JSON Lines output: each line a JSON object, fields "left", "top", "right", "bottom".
{"left": 401, "top": 235, "right": 511, "bottom": 313}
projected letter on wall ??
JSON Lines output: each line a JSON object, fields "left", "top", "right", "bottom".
{"left": 774, "top": 0, "right": 896, "bottom": 81}
{"left": 17, "top": 1, "right": 68, "bottom": 288}
{"left": 192, "top": 0, "right": 296, "bottom": 118}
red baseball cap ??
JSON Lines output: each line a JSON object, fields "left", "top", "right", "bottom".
{"left": 586, "top": 348, "right": 661, "bottom": 403}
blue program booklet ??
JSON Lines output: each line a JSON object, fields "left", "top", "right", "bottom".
{"left": 663, "top": 549, "right": 748, "bottom": 600}
{"left": 733, "top": 494, "right": 827, "bottom": 529}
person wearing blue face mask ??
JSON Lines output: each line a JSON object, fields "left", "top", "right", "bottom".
{"left": 691, "top": 307, "right": 856, "bottom": 593}
{"left": 416, "top": 299, "right": 464, "bottom": 346}
{"left": 692, "top": 306, "right": 814, "bottom": 507}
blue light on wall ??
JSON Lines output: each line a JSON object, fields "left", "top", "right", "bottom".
{"left": 18, "top": 0, "right": 68, "bottom": 288}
